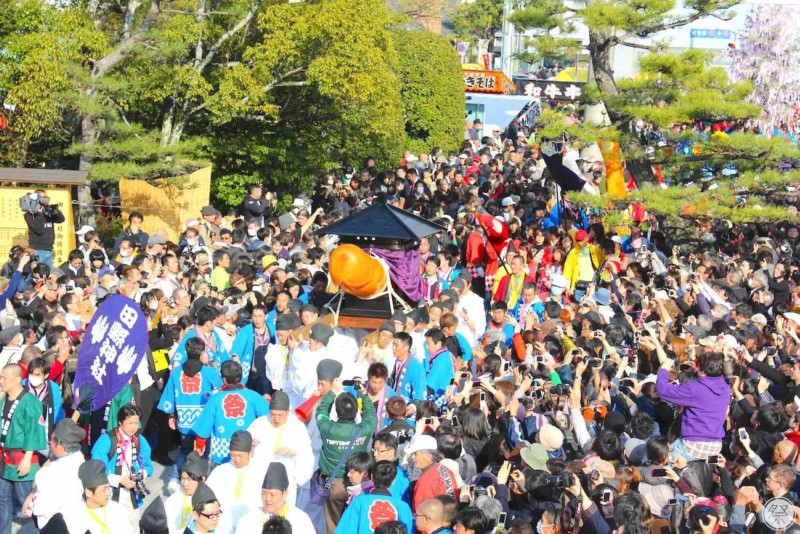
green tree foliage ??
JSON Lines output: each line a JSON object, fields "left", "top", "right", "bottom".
{"left": 393, "top": 31, "right": 464, "bottom": 154}
{"left": 451, "top": 0, "right": 504, "bottom": 51}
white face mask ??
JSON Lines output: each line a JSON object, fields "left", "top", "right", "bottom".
{"left": 120, "top": 249, "right": 131, "bottom": 257}
{"left": 186, "top": 238, "right": 198, "bottom": 247}
{"left": 416, "top": 186, "right": 424, "bottom": 194}
{"left": 149, "top": 301, "right": 159, "bottom": 311}
{"left": 248, "top": 229, "right": 258, "bottom": 237}
{"left": 28, "top": 376, "right": 44, "bottom": 388}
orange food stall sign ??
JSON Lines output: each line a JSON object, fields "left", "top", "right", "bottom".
{"left": 463, "top": 70, "right": 516, "bottom": 95}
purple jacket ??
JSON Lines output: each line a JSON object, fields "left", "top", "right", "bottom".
{"left": 656, "top": 369, "right": 730, "bottom": 441}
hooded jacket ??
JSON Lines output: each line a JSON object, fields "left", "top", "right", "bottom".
{"left": 656, "top": 369, "right": 730, "bottom": 441}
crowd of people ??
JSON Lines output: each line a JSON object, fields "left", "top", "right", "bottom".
{"left": 1, "top": 124, "right": 800, "bottom": 534}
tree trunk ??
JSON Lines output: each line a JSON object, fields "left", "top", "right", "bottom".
{"left": 78, "top": 113, "right": 97, "bottom": 227}
{"left": 161, "top": 102, "right": 175, "bottom": 146}
{"left": 587, "top": 31, "right": 617, "bottom": 96}
{"left": 160, "top": 101, "right": 189, "bottom": 146}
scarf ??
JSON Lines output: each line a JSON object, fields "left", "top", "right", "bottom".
{"left": 439, "top": 458, "right": 465, "bottom": 491}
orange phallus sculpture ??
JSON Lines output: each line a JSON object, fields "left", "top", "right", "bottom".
{"left": 598, "top": 140, "right": 627, "bottom": 199}
{"left": 329, "top": 243, "right": 389, "bottom": 299}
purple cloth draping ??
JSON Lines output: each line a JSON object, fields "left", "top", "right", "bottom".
{"left": 367, "top": 247, "right": 423, "bottom": 302}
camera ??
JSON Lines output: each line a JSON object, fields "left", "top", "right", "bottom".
{"left": 130, "top": 471, "right": 150, "bottom": 499}
{"left": 520, "top": 396, "right": 535, "bottom": 409}
{"left": 19, "top": 193, "right": 39, "bottom": 214}
{"left": 342, "top": 378, "right": 363, "bottom": 388}
{"left": 545, "top": 472, "right": 573, "bottom": 488}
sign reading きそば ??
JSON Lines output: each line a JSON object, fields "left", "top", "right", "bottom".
{"left": 74, "top": 295, "right": 148, "bottom": 411}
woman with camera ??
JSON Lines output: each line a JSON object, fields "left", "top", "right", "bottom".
{"left": 90, "top": 403, "right": 154, "bottom": 530}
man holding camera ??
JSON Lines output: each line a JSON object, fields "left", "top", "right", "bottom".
{"left": 23, "top": 191, "right": 64, "bottom": 268}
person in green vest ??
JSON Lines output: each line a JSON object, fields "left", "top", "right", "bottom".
{"left": 0, "top": 363, "right": 47, "bottom": 533}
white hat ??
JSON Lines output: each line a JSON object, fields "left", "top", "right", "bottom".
{"left": 292, "top": 198, "right": 306, "bottom": 209}
{"left": 75, "top": 225, "right": 94, "bottom": 236}
{"left": 785, "top": 312, "right": 800, "bottom": 326}
{"left": 406, "top": 154, "right": 418, "bottom": 163}
{"left": 501, "top": 197, "right": 517, "bottom": 207}
{"left": 405, "top": 434, "right": 437, "bottom": 455}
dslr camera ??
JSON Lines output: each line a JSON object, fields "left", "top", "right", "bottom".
{"left": 130, "top": 471, "right": 150, "bottom": 499}
{"left": 545, "top": 472, "right": 573, "bottom": 488}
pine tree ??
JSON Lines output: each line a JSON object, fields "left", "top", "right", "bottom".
{"left": 729, "top": 4, "right": 800, "bottom": 133}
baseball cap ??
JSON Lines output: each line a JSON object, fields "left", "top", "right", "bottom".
{"left": 405, "top": 435, "right": 437, "bottom": 455}
{"left": 574, "top": 229, "right": 588, "bottom": 241}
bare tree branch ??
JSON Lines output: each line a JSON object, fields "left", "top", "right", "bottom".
{"left": 195, "top": 0, "right": 263, "bottom": 73}
{"left": 92, "top": 0, "right": 161, "bottom": 78}
{"left": 617, "top": 39, "right": 656, "bottom": 51}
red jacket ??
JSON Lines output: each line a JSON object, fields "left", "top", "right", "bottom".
{"left": 413, "top": 463, "right": 459, "bottom": 512}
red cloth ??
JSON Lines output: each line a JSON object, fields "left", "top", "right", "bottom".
{"left": 412, "top": 463, "right": 459, "bottom": 512}
{"left": 49, "top": 360, "right": 65, "bottom": 385}
{"left": 492, "top": 273, "right": 535, "bottom": 302}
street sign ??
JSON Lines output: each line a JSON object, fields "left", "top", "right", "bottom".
{"left": 690, "top": 29, "right": 732, "bottom": 39}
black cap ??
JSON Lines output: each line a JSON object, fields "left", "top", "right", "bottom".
{"left": 78, "top": 460, "right": 109, "bottom": 489}
{"left": 229, "top": 430, "right": 253, "bottom": 452}
{"left": 310, "top": 324, "right": 334, "bottom": 344}
{"left": 262, "top": 462, "right": 289, "bottom": 491}
{"left": 139, "top": 497, "right": 169, "bottom": 534}
{"left": 52, "top": 419, "right": 85, "bottom": 449}
{"left": 270, "top": 391, "right": 290, "bottom": 412}
{"left": 182, "top": 452, "right": 208, "bottom": 478}
{"left": 275, "top": 313, "right": 301, "bottom": 331}
{"left": 379, "top": 321, "right": 395, "bottom": 334}
{"left": 192, "top": 482, "right": 218, "bottom": 508}
{"left": 316, "top": 359, "right": 343, "bottom": 381}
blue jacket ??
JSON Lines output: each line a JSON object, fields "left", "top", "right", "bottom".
{"left": 393, "top": 357, "right": 427, "bottom": 402}
{"left": 0, "top": 270, "right": 21, "bottom": 310}
{"left": 229, "top": 323, "right": 257, "bottom": 383}
{"left": 426, "top": 349, "right": 455, "bottom": 401}
{"left": 170, "top": 329, "right": 230, "bottom": 368}
{"left": 192, "top": 385, "right": 270, "bottom": 464}
{"left": 91, "top": 431, "right": 154, "bottom": 479}
{"left": 157, "top": 365, "right": 222, "bottom": 433}
{"left": 389, "top": 465, "right": 410, "bottom": 505}
{"left": 334, "top": 488, "right": 414, "bottom": 534}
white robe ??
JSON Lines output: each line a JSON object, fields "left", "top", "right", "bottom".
{"left": 247, "top": 414, "right": 314, "bottom": 506}
{"left": 236, "top": 505, "right": 315, "bottom": 534}
{"left": 287, "top": 344, "right": 329, "bottom": 409}
{"left": 63, "top": 502, "right": 134, "bottom": 534}
{"left": 206, "top": 461, "right": 267, "bottom": 527}
{"left": 263, "top": 343, "right": 290, "bottom": 392}
{"left": 31, "top": 451, "right": 84, "bottom": 528}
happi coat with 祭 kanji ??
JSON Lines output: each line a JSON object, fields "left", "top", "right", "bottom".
{"left": 191, "top": 385, "right": 269, "bottom": 464}
{"left": 158, "top": 364, "right": 223, "bottom": 433}
{"left": 333, "top": 488, "right": 414, "bottom": 534}
{"left": 0, "top": 391, "right": 47, "bottom": 482}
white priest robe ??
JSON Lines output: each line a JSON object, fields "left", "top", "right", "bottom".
{"left": 247, "top": 414, "right": 314, "bottom": 506}
{"left": 63, "top": 502, "right": 135, "bottom": 534}
{"left": 206, "top": 461, "right": 267, "bottom": 527}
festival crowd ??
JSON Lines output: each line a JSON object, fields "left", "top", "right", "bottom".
{"left": 1, "top": 122, "right": 800, "bottom": 534}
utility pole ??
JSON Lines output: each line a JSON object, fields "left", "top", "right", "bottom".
{"left": 499, "top": 0, "right": 515, "bottom": 76}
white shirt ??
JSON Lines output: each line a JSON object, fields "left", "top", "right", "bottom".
{"left": 264, "top": 343, "right": 289, "bottom": 393}
{"left": 135, "top": 357, "right": 155, "bottom": 391}
{"left": 247, "top": 415, "right": 314, "bottom": 504}
{"left": 32, "top": 451, "right": 84, "bottom": 527}
{"left": 287, "top": 344, "right": 328, "bottom": 409}
{"left": 206, "top": 461, "right": 267, "bottom": 527}
{"left": 328, "top": 332, "right": 359, "bottom": 378}
{"left": 457, "top": 291, "right": 486, "bottom": 346}
{"left": 63, "top": 501, "right": 134, "bottom": 534}
{"left": 0, "top": 345, "right": 24, "bottom": 368}
{"left": 236, "top": 505, "right": 314, "bottom": 534}
{"left": 164, "top": 490, "right": 194, "bottom": 534}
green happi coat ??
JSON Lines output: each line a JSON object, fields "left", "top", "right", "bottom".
{"left": 0, "top": 392, "right": 47, "bottom": 482}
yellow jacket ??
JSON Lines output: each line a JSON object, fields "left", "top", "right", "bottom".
{"left": 563, "top": 245, "right": 605, "bottom": 290}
